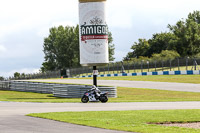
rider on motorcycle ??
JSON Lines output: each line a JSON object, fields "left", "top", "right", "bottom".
{"left": 90, "top": 85, "right": 101, "bottom": 97}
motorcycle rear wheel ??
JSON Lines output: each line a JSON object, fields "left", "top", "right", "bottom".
{"left": 81, "top": 96, "right": 89, "bottom": 103}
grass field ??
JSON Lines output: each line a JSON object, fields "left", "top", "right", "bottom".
{"left": 111, "top": 87, "right": 200, "bottom": 102}
{"left": 0, "top": 90, "right": 80, "bottom": 103}
{"left": 28, "top": 109, "right": 200, "bottom": 133}
{"left": 76, "top": 75, "right": 200, "bottom": 84}
{"left": 1, "top": 87, "right": 200, "bottom": 102}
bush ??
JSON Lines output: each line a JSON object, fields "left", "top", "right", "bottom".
{"left": 152, "top": 50, "right": 180, "bottom": 61}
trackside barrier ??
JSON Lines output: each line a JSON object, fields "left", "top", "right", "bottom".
{"left": 10, "top": 81, "right": 54, "bottom": 94}
{"left": 79, "top": 70, "right": 200, "bottom": 78}
{"left": 0, "top": 81, "right": 117, "bottom": 98}
{"left": 0, "top": 81, "right": 10, "bottom": 90}
{"left": 53, "top": 84, "right": 117, "bottom": 98}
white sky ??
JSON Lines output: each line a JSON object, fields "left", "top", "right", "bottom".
{"left": 0, "top": 0, "right": 200, "bottom": 77}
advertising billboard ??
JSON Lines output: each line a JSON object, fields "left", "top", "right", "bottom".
{"left": 79, "top": 0, "right": 109, "bottom": 66}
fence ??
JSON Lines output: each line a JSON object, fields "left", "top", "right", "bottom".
{"left": 11, "top": 57, "right": 200, "bottom": 79}
{"left": 15, "top": 71, "right": 61, "bottom": 80}
{"left": 69, "top": 57, "right": 200, "bottom": 77}
{"left": 0, "top": 81, "right": 117, "bottom": 98}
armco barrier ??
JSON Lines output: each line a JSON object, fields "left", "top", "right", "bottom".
{"left": 0, "top": 81, "right": 10, "bottom": 90}
{"left": 53, "top": 84, "right": 117, "bottom": 98}
{"left": 2, "top": 81, "right": 117, "bottom": 98}
{"left": 10, "top": 81, "right": 54, "bottom": 94}
{"left": 53, "top": 84, "right": 86, "bottom": 98}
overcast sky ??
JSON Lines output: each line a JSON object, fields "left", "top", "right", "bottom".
{"left": 0, "top": 0, "right": 200, "bottom": 77}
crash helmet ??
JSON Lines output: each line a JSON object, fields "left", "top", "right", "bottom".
{"left": 92, "top": 85, "right": 96, "bottom": 89}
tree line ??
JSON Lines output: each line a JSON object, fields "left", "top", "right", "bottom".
{"left": 7, "top": 25, "right": 115, "bottom": 79}
{"left": 41, "top": 25, "right": 115, "bottom": 72}
{"left": 124, "top": 11, "right": 200, "bottom": 61}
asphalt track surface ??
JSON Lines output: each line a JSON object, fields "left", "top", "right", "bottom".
{"left": 2, "top": 79, "right": 200, "bottom": 133}
{"left": 29, "top": 79, "right": 200, "bottom": 92}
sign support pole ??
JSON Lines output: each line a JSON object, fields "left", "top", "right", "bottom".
{"left": 79, "top": 0, "right": 108, "bottom": 87}
{"left": 93, "top": 66, "right": 97, "bottom": 86}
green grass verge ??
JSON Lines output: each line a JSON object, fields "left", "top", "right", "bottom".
{"left": 76, "top": 75, "right": 200, "bottom": 84}
{"left": 28, "top": 109, "right": 200, "bottom": 133}
{"left": 1, "top": 87, "right": 200, "bottom": 102}
{"left": 0, "top": 90, "right": 80, "bottom": 103}
{"left": 110, "top": 87, "right": 200, "bottom": 102}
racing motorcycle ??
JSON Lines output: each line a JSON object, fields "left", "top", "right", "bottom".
{"left": 81, "top": 86, "right": 108, "bottom": 103}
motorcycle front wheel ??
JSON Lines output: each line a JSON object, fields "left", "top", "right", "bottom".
{"left": 100, "top": 96, "right": 108, "bottom": 103}
{"left": 81, "top": 96, "right": 89, "bottom": 103}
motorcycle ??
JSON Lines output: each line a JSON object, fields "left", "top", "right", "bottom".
{"left": 81, "top": 89, "right": 108, "bottom": 103}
